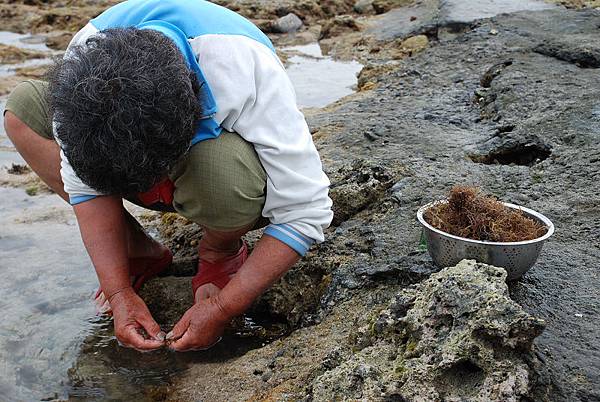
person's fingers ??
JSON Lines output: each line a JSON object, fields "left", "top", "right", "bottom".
{"left": 169, "top": 330, "right": 196, "bottom": 351}
{"left": 170, "top": 330, "right": 221, "bottom": 352}
{"left": 98, "top": 300, "right": 111, "bottom": 314}
{"left": 138, "top": 312, "right": 166, "bottom": 341}
{"left": 166, "top": 312, "right": 191, "bottom": 342}
{"left": 95, "top": 292, "right": 106, "bottom": 311}
{"left": 118, "top": 326, "right": 163, "bottom": 351}
{"left": 95, "top": 292, "right": 106, "bottom": 304}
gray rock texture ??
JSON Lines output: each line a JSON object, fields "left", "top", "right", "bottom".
{"left": 353, "top": 0, "right": 374, "bottom": 14}
{"left": 311, "top": 260, "right": 546, "bottom": 401}
{"left": 271, "top": 13, "right": 303, "bottom": 33}
{"left": 439, "top": 0, "right": 555, "bottom": 27}
{"left": 368, "top": 0, "right": 556, "bottom": 40}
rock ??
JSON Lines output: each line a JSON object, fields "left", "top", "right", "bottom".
{"left": 480, "top": 60, "right": 513, "bottom": 88}
{"left": 7, "top": 163, "right": 30, "bottom": 175}
{"left": 312, "top": 261, "right": 546, "bottom": 401}
{"left": 357, "top": 62, "right": 399, "bottom": 89}
{"left": 467, "top": 131, "right": 552, "bottom": 166}
{"left": 14, "top": 64, "right": 48, "bottom": 79}
{"left": 534, "top": 35, "right": 600, "bottom": 68}
{"left": 439, "top": 0, "right": 556, "bottom": 29}
{"left": 368, "top": 0, "right": 556, "bottom": 41}
{"left": 353, "top": 0, "right": 374, "bottom": 14}
{"left": 329, "top": 159, "right": 404, "bottom": 225}
{"left": 251, "top": 254, "right": 330, "bottom": 327}
{"left": 367, "top": 0, "right": 439, "bottom": 41}
{"left": 372, "top": 0, "right": 414, "bottom": 14}
{"left": 354, "top": 253, "right": 437, "bottom": 281}
{"left": 44, "top": 31, "right": 73, "bottom": 50}
{"left": 0, "top": 43, "right": 47, "bottom": 64}
{"left": 31, "top": 6, "right": 100, "bottom": 33}
{"left": 320, "top": 15, "right": 362, "bottom": 40}
{"left": 399, "top": 34, "right": 429, "bottom": 54}
{"left": 271, "top": 13, "right": 303, "bottom": 33}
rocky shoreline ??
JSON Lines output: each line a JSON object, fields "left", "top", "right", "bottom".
{"left": 160, "top": 2, "right": 600, "bottom": 400}
{"left": 1, "top": 0, "right": 599, "bottom": 401}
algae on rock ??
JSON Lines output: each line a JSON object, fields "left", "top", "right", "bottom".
{"left": 311, "top": 260, "right": 546, "bottom": 401}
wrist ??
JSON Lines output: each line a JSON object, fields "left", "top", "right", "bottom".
{"left": 212, "top": 293, "right": 248, "bottom": 323}
{"left": 107, "top": 285, "right": 134, "bottom": 303}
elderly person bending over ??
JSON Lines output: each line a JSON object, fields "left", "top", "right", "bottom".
{"left": 3, "top": 0, "right": 332, "bottom": 351}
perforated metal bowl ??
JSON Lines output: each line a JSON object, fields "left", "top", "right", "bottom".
{"left": 417, "top": 201, "right": 554, "bottom": 280}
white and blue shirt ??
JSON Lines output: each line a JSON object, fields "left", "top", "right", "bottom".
{"left": 58, "top": 0, "right": 333, "bottom": 255}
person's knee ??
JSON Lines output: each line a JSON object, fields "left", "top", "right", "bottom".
{"left": 3, "top": 111, "right": 27, "bottom": 142}
{"left": 171, "top": 131, "right": 267, "bottom": 231}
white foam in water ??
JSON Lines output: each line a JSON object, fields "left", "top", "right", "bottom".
{"left": 284, "top": 43, "right": 363, "bottom": 109}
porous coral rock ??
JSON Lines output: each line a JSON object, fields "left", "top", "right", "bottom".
{"left": 311, "top": 260, "right": 546, "bottom": 401}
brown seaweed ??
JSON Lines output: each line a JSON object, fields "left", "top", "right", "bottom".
{"left": 424, "top": 186, "right": 547, "bottom": 242}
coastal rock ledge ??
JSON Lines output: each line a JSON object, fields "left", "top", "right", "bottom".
{"left": 311, "top": 260, "right": 547, "bottom": 401}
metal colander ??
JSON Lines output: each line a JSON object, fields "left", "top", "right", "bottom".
{"left": 417, "top": 201, "right": 555, "bottom": 280}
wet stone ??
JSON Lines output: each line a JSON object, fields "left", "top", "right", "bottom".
{"left": 271, "top": 13, "right": 303, "bottom": 33}
{"left": 439, "top": 0, "right": 555, "bottom": 29}
{"left": 368, "top": 1, "right": 439, "bottom": 41}
{"left": 320, "top": 15, "right": 362, "bottom": 40}
{"left": 372, "top": 0, "right": 414, "bottom": 15}
{"left": 353, "top": 0, "right": 374, "bottom": 14}
{"left": 329, "top": 159, "right": 405, "bottom": 225}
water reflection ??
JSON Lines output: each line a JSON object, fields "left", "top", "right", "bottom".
{"left": 65, "top": 315, "right": 281, "bottom": 400}
{"left": 283, "top": 43, "right": 362, "bottom": 108}
{"left": 0, "top": 188, "right": 96, "bottom": 401}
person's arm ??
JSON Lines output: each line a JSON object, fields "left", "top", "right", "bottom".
{"left": 168, "top": 235, "right": 299, "bottom": 351}
{"left": 73, "top": 196, "right": 164, "bottom": 350}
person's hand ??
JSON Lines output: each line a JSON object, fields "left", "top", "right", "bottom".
{"left": 167, "top": 297, "right": 230, "bottom": 352}
{"left": 110, "top": 287, "right": 166, "bottom": 351}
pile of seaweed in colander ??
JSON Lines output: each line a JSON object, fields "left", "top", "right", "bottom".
{"left": 424, "top": 186, "right": 547, "bottom": 242}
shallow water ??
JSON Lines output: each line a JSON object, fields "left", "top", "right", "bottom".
{"left": 66, "top": 318, "right": 274, "bottom": 401}
{"left": 1, "top": 99, "right": 27, "bottom": 166}
{"left": 284, "top": 43, "right": 362, "bottom": 108}
{"left": 0, "top": 31, "right": 54, "bottom": 79}
{"left": 0, "top": 187, "right": 96, "bottom": 401}
{"left": 0, "top": 31, "right": 52, "bottom": 52}
{"left": 0, "top": 31, "right": 51, "bottom": 167}
{"left": 0, "top": 36, "right": 361, "bottom": 400}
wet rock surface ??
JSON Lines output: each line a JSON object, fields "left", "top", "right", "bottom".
{"left": 270, "top": 12, "right": 304, "bottom": 33}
